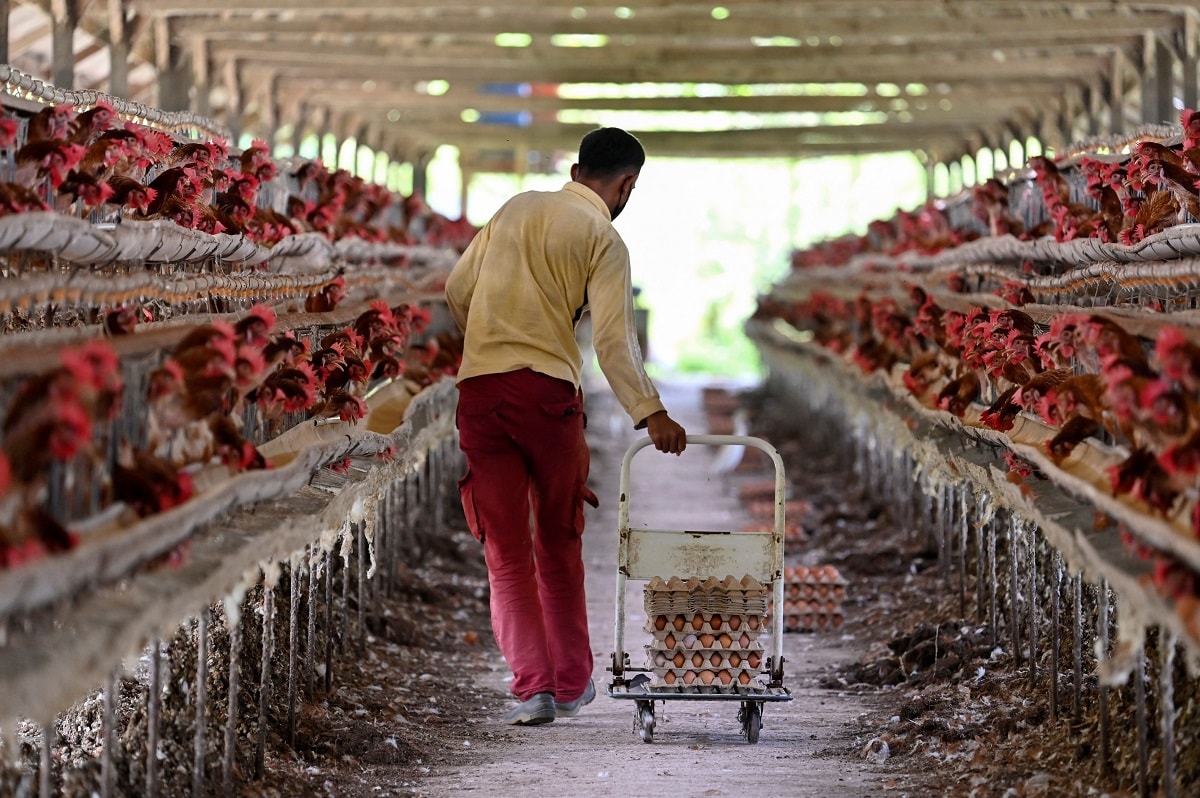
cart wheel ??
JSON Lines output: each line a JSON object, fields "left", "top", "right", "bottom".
{"left": 739, "top": 701, "right": 761, "bottom": 744}
{"left": 635, "top": 700, "right": 655, "bottom": 743}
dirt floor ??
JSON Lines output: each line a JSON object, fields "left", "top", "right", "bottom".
{"left": 243, "top": 376, "right": 1155, "bottom": 798}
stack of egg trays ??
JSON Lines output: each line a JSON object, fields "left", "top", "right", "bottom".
{"left": 642, "top": 575, "right": 771, "bottom": 694}
{"left": 778, "top": 565, "right": 847, "bottom": 632}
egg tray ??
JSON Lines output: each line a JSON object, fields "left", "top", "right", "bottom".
{"left": 645, "top": 622, "right": 767, "bottom": 647}
{"left": 783, "top": 611, "right": 845, "bottom": 633}
{"left": 648, "top": 666, "right": 770, "bottom": 693}
{"left": 783, "top": 582, "right": 847, "bottom": 601}
{"left": 783, "top": 565, "right": 847, "bottom": 592}
{"left": 644, "top": 596, "right": 770, "bottom": 616}
{"left": 644, "top": 612, "right": 767, "bottom": 637}
{"left": 644, "top": 574, "right": 769, "bottom": 601}
{"left": 647, "top": 645, "right": 766, "bottom": 672}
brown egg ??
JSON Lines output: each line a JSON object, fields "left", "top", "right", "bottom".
{"left": 663, "top": 670, "right": 677, "bottom": 684}
{"left": 691, "top": 652, "right": 705, "bottom": 668}
{"left": 709, "top": 652, "right": 723, "bottom": 667}
{"left": 717, "top": 669, "right": 733, "bottom": 686}
{"left": 654, "top": 615, "right": 667, "bottom": 631}
{"left": 718, "top": 633, "right": 733, "bottom": 649}
{"left": 737, "top": 671, "right": 752, "bottom": 685}
{"left": 664, "top": 633, "right": 676, "bottom": 648}
{"left": 728, "top": 651, "right": 742, "bottom": 668}
{"left": 673, "top": 651, "right": 686, "bottom": 667}
{"left": 699, "top": 633, "right": 715, "bottom": 648}
{"left": 728, "top": 615, "right": 742, "bottom": 631}
{"left": 673, "top": 615, "right": 686, "bottom": 631}
{"left": 747, "top": 652, "right": 762, "bottom": 669}
{"left": 683, "top": 669, "right": 698, "bottom": 684}
{"left": 739, "top": 633, "right": 752, "bottom": 648}
{"left": 691, "top": 613, "right": 705, "bottom": 631}
{"left": 698, "top": 669, "right": 716, "bottom": 685}
{"left": 709, "top": 614, "right": 723, "bottom": 630}
{"left": 748, "top": 615, "right": 761, "bottom": 630}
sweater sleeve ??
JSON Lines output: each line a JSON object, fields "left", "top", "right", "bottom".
{"left": 587, "top": 235, "right": 665, "bottom": 427}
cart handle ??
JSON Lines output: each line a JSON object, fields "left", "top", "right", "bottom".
{"left": 619, "top": 434, "right": 787, "bottom": 539}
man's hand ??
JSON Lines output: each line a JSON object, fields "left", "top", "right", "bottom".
{"left": 645, "top": 410, "right": 686, "bottom": 455}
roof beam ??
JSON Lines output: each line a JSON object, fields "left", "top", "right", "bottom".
{"left": 202, "top": 41, "right": 1112, "bottom": 85}
{"left": 155, "top": 8, "right": 1180, "bottom": 43}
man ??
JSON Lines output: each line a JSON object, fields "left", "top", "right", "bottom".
{"left": 445, "top": 127, "right": 687, "bottom": 726}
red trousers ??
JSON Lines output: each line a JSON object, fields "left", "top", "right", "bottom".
{"left": 455, "top": 369, "right": 597, "bottom": 702}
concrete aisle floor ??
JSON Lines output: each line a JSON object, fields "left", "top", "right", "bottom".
{"left": 413, "top": 378, "right": 899, "bottom": 798}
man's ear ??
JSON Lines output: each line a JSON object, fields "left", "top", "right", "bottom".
{"left": 570, "top": 163, "right": 580, "bottom": 180}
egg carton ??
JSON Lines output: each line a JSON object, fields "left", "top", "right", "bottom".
{"left": 783, "top": 564, "right": 847, "bottom": 595}
{"left": 784, "top": 581, "right": 847, "bottom": 601}
{"left": 647, "top": 646, "right": 766, "bottom": 672}
{"left": 645, "top": 612, "right": 768, "bottom": 637}
{"left": 644, "top": 574, "right": 770, "bottom": 600}
{"left": 780, "top": 598, "right": 841, "bottom": 615}
{"left": 783, "top": 611, "right": 845, "bottom": 633}
{"left": 650, "top": 666, "right": 769, "bottom": 692}
{"left": 646, "top": 629, "right": 765, "bottom": 652}
{"left": 646, "top": 624, "right": 767, "bottom": 649}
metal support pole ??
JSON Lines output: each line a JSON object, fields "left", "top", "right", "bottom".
{"left": 101, "top": 669, "right": 115, "bottom": 798}
{"left": 1027, "top": 529, "right": 1038, "bottom": 689}
{"left": 976, "top": 509, "right": 986, "bottom": 622}
{"left": 1135, "top": 644, "right": 1149, "bottom": 798}
{"left": 988, "top": 514, "right": 998, "bottom": 648}
{"left": 357, "top": 521, "right": 366, "bottom": 651}
{"left": 223, "top": 617, "right": 241, "bottom": 793}
{"left": 194, "top": 611, "right": 209, "bottom": 797}
{"left": 1050, "top": 553, "right": 1061, "bottom": 723}
{"left": 957, "top": 484, "right": 968, "bottom": 618}
{"left": 1161, "top": 634, "right": 1177, "bottom": 798}
{"left": 1073, "top": 574, "right": 1083, "bottom": 723}
{"left": 255, "top": 584, "right": 275, "bottom": 780}
{"left": 39, "top": 721, "right": 53, "bottom": 798}
{"left": 324, "top": 551, "right": 334, "bottom": 694}
{"left": 340, "top": 539, "right": 350, "bottom": 654}
{"left": 146, "top": 638, "right": 161, "bottom": 798}
{"left": 288, "top": 562, "right": 300, "bottom": 746}
{"left": 1009, "top": 516, "right": 1021, "bottom": 666}
{"left": 1098, "top": 582, "right": 1112, "bottom": 775}
{"left": 306, "top": 547, "right": 316, "bottom": 699}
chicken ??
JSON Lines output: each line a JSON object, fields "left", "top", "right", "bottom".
{"left": 24, "top": 104, "right": 76, "bottom": 144}
{"left": 1043, "top": 373, "right": 1108, "bottom": 463}
{"left": 66, "top": 100, "right": 118, "bottom": 146}
{"left": 110, "top": 443, "right": 195, "bottom": 517}
{"left": 57, "top": 169, "right": 115, "bottom": 214}
{"left": 311, "top": 389, "right": 369, "bottom": 423}
{"left": 1154, "top": 326, "right": 1200, "bottom": 396}
{"left": 935, "top": 370, "right": 981, "bottom": 417}
{"left": 234, "top": 304, "right": 277, "bottom": 348}
{"left": 104, "top": 175, "right": 157, "bottom": 215}
{"left": 304, "top": 274, "right": 347, "bottom": 313}
{"left": 979, "top": 385, "right": 1022, "bottom": 432}
{"left": 14, "top": 138, "right": 87, "bottom": 188}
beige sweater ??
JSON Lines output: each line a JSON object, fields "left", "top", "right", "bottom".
{"left": 445, "top": 181, "right": 665, "bottom": 427}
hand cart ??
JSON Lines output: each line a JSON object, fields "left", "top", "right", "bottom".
{"left": 608, "top": 434, "right": 793, "bottom": 743}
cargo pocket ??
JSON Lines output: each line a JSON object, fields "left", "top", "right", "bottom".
{"left": 539, "top": 393, "right": 583, "bottom": 420}
{"left": 457, "top": 467, "right": 485, "bottom": 543}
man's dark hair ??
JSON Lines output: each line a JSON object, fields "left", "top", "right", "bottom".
{"left": 577, "top": 127, "right": 645, "bottom": 179}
